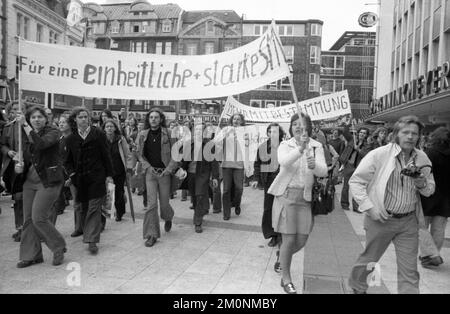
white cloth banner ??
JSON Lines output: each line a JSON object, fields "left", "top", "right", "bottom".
{"left": 19, "top": 23, "right": 290, "bottom": 100}
{"left": 223, "top": 91, "right": 352, "bottom": 122}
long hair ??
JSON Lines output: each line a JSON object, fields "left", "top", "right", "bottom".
{"left": 372, "top": 126, "right": 388, "bottom": 140}
{"left": 25, "top": 106, "right": 48, "bottom": 126}
{"left": 68, "top": 107, "right": 91, "bottom": 133}
{"left": 266, "top": 122, "right": 285, "bottom": 143}
{"left": 103, "top": 118, "right": 122, "bottom": 138}
{"left": 128, "top": 117, "right": 138, "bottom": 130}
{"left": 428, "top": 127, "right": 450, "bottom": 150}
{"left": 144, "top": 108, "right": 167, "bottom": 129}
{"left": 391, "top": 115, "right": 424, "bottom": 144}
{"left": 228, "top": 113, "right": 246, "bottom": 126}
{"left": 100, "top": 109, "right": 114, "bottom": 127}
{"left": 288, "top": 112, "right": 313, "bottom": 137}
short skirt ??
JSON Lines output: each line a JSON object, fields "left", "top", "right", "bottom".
{"left": 273, "top": 187, "right": 314, "bottom": 235}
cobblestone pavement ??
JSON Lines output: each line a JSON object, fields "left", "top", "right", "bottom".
{"left": 0, "top": 184, "right": 448, "bottom": 294}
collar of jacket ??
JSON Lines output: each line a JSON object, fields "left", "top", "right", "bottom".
{"left": 285, "top": 137, "right": 322, "bottom": 149}
{"left": 392, "top": 143, "right": 419, "bottom": 159}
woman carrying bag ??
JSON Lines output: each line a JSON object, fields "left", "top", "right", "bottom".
{"left": 103, "top": 119, "right": 134, "bottom": 222}
{"left": 268, "top": 113, "right": 327, "bottom": 294}
{"left": 16, "top": 106, "right": 66, "bottom": 268}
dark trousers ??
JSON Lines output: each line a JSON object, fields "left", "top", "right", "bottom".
{"left": 79, "top": 197, "right": 104, "bottom": 243}
{"left": 49, "top": 186, "right": 64, "bottom": 225}
{"left": 20, "top": 179, "right": 65, "bottom": 261}
{"left": 262, "top": 174, "right": 280, "bottom": 239}
{"left": 212, "top": 179, "right": 222, "bottom": 211}
{"left": 13, "top": 198, "right": 24, "bottom": 230}
{"left": 222, "top": 168, "right": 244, "bottom": 218}
{"left": 113, "top": 173, "right": 126, "bottom": 219}
{"left": 187, "top": 173, "right": 209, "bottom": 226}
{"left": 341, "top": 164, "right": 359, "bottom": 210}
{"left": 70, "top": 185, "right": 83, "bottom": 234}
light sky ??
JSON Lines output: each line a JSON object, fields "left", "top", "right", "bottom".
{"left": 81, "top": 0, "right": 378, "bottom": 50}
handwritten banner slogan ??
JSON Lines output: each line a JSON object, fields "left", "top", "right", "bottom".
{"left": 223, "top": 91, "right": 352, "bottom": 122}
{"left": 19, "top": 24, "right": 290, "bottom": 101}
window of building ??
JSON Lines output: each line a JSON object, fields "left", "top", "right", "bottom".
{"left": 367, "top": 39, "right": 376, "bottom": 45}
{"left": 254, "top": 25, "right": 261, "bottom": 35}
{"left": 286, "top": 25, "right": 293, "bottom": 36}
{"left": 310, "top": 46, "right": 320, "bottom": 64}
{"left": 250, "top": 100, "right": 262, "bottom": 108}
{"left": 206, "top": 21, "right": 214, "bottom": 34}
{"left": 281, "top": 77, "right": 291, "bottom": 90}
{"left": 36, "top": 24, "right": 43, "bottom": 42}
{"left": 262, "top": 25, "right": 269, "bottom": 33}
{"left": 162, "top": 19, "right": 172, "bottom": 33}
{"left": 110, "top": 21, "right": 120, "bottom": 33}
{"left": 186, "top": 43, "right": 197, "bottom": 55}
{"left": 133, "top": 24, "right": 140, "bottom": 33}
{"left": 353, "top": 38, "right": 366, "bottom": 46}
{"left": 278, "top": 25, "right": 285, "bottom": 36}
{"left": 156, "top": 42, "right": 163, "bottom": 54}
{"left": 49, "top": 30, "right": 58, "bottom": 44}
{"left": 264, "top": 100, "right": 277, "bottom": 108}
{"left": 311, "top": 23, "right": 322, "bottom": 36}
{"left": 223, "top": 43, "right": 234, "bottom": 51}
{"left": 309, "top": 73, "right": 319, "bottom": 92}
{"left": 283, "top": 45, "right": 294, "bottom": 64}
{"left": 165, "top": 42, "right": 172, "bottom": 55}
{"left": 17, "top": 13, "right": 22, "bottom": 37}
{"left": 205, "top": 42, "right": 214, "bottom": 54}
{"left": 280, "top": 100, "right": 291, "bottom": 107}
{"left": 268, "top": 81, "right": 278, "bottom": 90}
{"left": 23, "top": 17, "right": 29, "bottom": 40}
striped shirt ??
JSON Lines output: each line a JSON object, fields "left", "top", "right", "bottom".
{"left": 384, "top": 150, "right": 418, "bottom": 214}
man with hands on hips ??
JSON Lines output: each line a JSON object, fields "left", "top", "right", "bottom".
{"left": 348, "top": 115, "right": 435, "bottom": 294}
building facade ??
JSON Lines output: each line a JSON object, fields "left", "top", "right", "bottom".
{"left": 176, "top": 10, "right": 242, "bottom": 124}
{"left": 321, "top": 31, "right": 376, "bottom": 123}
{"left": 239, "top": 20, "right": 323, "bottom": 109}
{"left": 84, "top": 1, "right": 182, "bottom": 121}
{"left": 4, "top": 0, "right": 84, "bottom": 111}
{"left": 370, "top": 0, "right": 450, "bottom": 128}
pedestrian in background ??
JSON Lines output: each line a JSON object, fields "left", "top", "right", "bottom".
{"left": 420, "top": 127, "right": 450, "bottom": 268}
{"left": 252, "top": 123, "right": 285, "bottom": 247}
{"left": 16, "top": 106, "right": 66, "bottom": 268}
{"left": 371, "top": 126, "right": 388, "bottom": 150}
{"left": 348, "top": 115, "right": 435, "bottom": 294}
{"left": 268, "top": 113, "right": 327, "bottom": 294}
{"left": 339, "top": 127, "right": 371, "bottom": 213}
{"left": 103, "top": 119, "right": 134, "bottom": 222}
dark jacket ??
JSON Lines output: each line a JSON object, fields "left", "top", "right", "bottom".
{"left": 254, "top": 139, "right": 280, "bottom": 188}
{"left": 65, "top": 126, "right": 113, "bottom": 202}
{"left": 23, "top": 125, "right": 64, "bottom": 188}
{"left": 329, "top": 138, "right": 345, "bottom": 156}
{"left": 180, "top": 140, "right": 220, "bottom": 195}
{"left": 421, "top": 147, "right": 450, "bottom": 217}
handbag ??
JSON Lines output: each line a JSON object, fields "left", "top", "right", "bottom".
{"left": 45, "top": 165, "right": 64, "bottom": 184}
{"left": 311, "top": 148, "right": 335, "bottom": 216}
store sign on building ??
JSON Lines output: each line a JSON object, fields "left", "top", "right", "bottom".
{"left": 370, "top": 61, "right": 450, "bottom": 113}
{"left": 358, "top": 12, "right": 378, "bottom": 28}
{"left": 178, "top": 114, "right": 220, "bottom": 124}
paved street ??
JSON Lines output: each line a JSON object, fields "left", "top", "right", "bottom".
{"left": 0, "top": 184, "right": 449, "bottom": 294}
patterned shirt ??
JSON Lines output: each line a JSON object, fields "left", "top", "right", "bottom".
{"left": 384, "top": 149, "right": 418, "bottom": 214}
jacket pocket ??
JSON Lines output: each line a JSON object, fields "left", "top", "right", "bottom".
{"left": 45, "top": 165, "right": 64, "bottom": 184}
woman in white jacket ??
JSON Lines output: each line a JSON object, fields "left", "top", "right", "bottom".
{"left": 268, "top": 112, "right": 327, "bottom": 294}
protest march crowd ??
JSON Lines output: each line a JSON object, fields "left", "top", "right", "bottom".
{"left": 0, "top": 101, "right": 449, "bottom": 295}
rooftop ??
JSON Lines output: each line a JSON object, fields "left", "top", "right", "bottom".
{"left": 182, "top": 10, "right": 241, "bottom": 24}
{"left": 329, "top": 31, "right": 376, "bottom": 51}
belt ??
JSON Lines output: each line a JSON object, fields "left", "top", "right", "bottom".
{"left": 386, "top": 210, "right": 415, "bottom": 219}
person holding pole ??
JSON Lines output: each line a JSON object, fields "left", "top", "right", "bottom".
{"left": 0, "top": 101, "right": 27, "bottom": 242}
{"left": 65, "top": 107, "right": 113, "bottom": 254}
{"left": 15, "top": 106, "right": 66, "bottom": 268}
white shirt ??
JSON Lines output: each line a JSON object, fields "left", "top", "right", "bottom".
{"left": 78, "top": 126, "right": 91, "bottom": 140}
